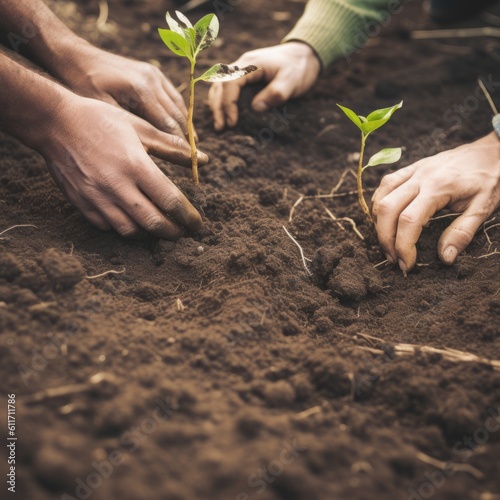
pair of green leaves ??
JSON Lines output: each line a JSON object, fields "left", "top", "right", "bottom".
{"left": 158, "top": 11, "right": 257, "bottom": 83}
{"left": 337, "top": 101, "right": 403, "bottom": 169}
{"left": 159, "top": 11, "right": 218, "bottom": 62}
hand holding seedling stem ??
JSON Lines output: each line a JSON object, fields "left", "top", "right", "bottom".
{"left": 337, "top": 102, "right": 403, "bottom": 222}
{"left": 159, "top": 11, "right": 258, "bottom": 185}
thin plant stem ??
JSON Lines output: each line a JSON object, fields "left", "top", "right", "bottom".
{"left": 357, "top": 133, "right": 372, "bottom": 222}
{"left": 188, "top": 60, "right": 198, "bottom": 185}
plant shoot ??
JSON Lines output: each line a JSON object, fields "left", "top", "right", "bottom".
{"left": 159, "top": 11, "right": 258, "bottom": 185}
{"left": 337, "top": 101, "right": 403, "bottom": 222}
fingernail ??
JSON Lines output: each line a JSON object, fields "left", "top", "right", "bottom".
{"left": 197, "top": 151, "right": 209, "bottom": 163}
{"left": 443, "top": 245, "right": 458, "bottom": 264}
{"left": 398, "top": 259, "right": 408, "bottom": 276}
{"left": 385, "top": 253, "right": 394, "bottom": 264}
{"left": 253, "top": 101, "right": 268, "bottom": 112}
{"left": 214, "top": 121, "right": 223, "bottom": 131}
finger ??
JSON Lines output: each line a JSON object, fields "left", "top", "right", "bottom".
{"left": 161, "top": 76, "right": 189, "bottom": 119}
{"left": 372, "top": 164, "right": 418, "bottom": 216}
{"left": 81, "top": 210, "right": 111, "bottom": 232}
{"left": 374, "top": 182, "right": 420, "bottom": 264}
{"left": 98, "top": 203, "right": 142, "bottom": 238}
{"left": 437, "top": 200, "right": 493, "bottom": 265}
{"left": 137, "top": 160, "right": 203, "bottom": 232}
{"left": 120, "top": 191, "right": 185, "bottom": 240}
{"left": 251, "top": 72, "right": 294, "bottom": 112}
{"left": 135, "top": 119, "right": 208, "bottom": 167}
{"left": 394, "top": 195, "right": 446, "bottom": 272}
{"left": 221, "top": 80, "right": 246, "bottom": 128}
{"left": 156, "top": 91, "right": 188, "bottom": 137}
{"left": 209, "top": 83, "right": 226, "bottom": 131}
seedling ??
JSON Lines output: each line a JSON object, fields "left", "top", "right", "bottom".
{"left": 158, "top": 11, "right": 258, "bottom": 185}
{"left": 337, "top": 101, "right": 403, "bottom": 222}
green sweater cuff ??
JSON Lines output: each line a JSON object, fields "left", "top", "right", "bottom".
{"left": 282, "top": 0, "right": 397, "bottom": 68}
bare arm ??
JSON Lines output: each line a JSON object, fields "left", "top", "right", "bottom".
{"left": 0, "top": 50, "right": 205, "bottom": 239}
{"left": 0, "top": 0, "right": 192, "bottom": 139}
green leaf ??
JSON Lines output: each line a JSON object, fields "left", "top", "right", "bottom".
{"left": 194, "top": 14, "right": 219, "bottom": 53}
{"left": 196, "top": 63, "right": 258, "bottom": 83}
{"left": 366, "top": 101, "right": 402, "bottom": 122}
{"left": 158, "top": 28, "right": 192, "bottom": 60}
{"left": 337, "top": 104, "right": 363, "bottom": 131}
{"left": 175, "top": 10, "right": 193, "bottom": 28}
{"left": 364, "top": 148, "right": 402, "bottom": 169}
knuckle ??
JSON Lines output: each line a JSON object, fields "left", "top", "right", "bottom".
{"left": 161, "top": 192, "right": 182, "bottom": 214}
{"left": 379, "top": 174, "right": 399, "bottom": 190}
{"left": 398, "top": 210, "right": 419, "bottom": 227}
{"left": 270, "top": 87, "right": 287, "bottom": 103}
{"left": 144, "top": 215, "right": 166, "bottom": 234}
{"left": 116, "top": 224, "right": 139, "bottom": 238}
{"left": 376, "top": 199, "right": 396, "bottom": 217}
{"left": 452, "top": 225, "right": 475, "bottom": 243}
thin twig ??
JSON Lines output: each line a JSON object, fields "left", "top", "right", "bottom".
{"left": 374, "top": 259, "right": 389, "bottom": 268}
{"left": 295, "top": 405, "right": 322, "bottom": 420}
{"left": 323, "top": 207, "right": 364, "bottom": 240}
{"left": 477, "top": 249, "right": 500, "bottom": 259}
{"left": 96, "top": 0, "right": 109, "bottom": 29}
{"left": 429, "top": 213, "right": 460, "bottom": 221}
{"left": 283, "top": 226, "right": 312, "bottom": 276}
{"left": 0, "top": 224, "right": 37, "bottom": 237}
{"left": 86, "top": 268, "right": 125, "bottom": 279}
{"left": 484, "top": 222, "right": 500, "bottom": 251}
{"left": 412, "top": 27, "right": 500, "bottom": 40}
{"left": 22, "top": 372, "right": 116, "bottom": 405}
{"left": 394, "top": 343, "right": 500, "bottom": 370}
{"left": 416, "top": 452, "right": 484, "bottom": 480}
{"left": 478, "top": 77, "right": 499, "bottom": 114}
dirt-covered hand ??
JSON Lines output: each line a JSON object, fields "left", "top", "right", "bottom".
{"left": 372, "top": 133, "right": 500, "bottom": 272}
{"left": 38, "top": 95, "right": 207, "bottom": 239}
{"left": 62, "top": 48, "right": 190, "bottom": 140}
{"left": 208, "top": 42, "right": 321, "bottom": 131}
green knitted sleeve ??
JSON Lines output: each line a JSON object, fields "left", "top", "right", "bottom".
{"left": 282, "top": 0, "right": 404, "bottom": 68}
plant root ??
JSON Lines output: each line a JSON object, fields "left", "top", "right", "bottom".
{"left": 282, "top": 226, "right": 312, "bottom": 276}
{"left": 86, "top": 268, "right": 125, "bottom": 279}
{"left": 416, "top": 451, "right": 484, "bottom": 480}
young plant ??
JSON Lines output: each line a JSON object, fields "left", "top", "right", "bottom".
{"left": 337, "top": 101, "right": 403, "bottom": 222}
{"left": 158, "top": 11, "right": 258, "bottom": 185}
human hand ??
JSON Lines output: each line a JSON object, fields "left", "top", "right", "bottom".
{"left": 208, "top": 42, "right": 321, "bottom": 131}
{"left": 61, "top": 47, "right": 190, "bottom": 140}
{"left": 372, "top": 133, "right": 500, "bottom": 272}
{"left": 37, "top": 94, "right": 208, "bottom": 239}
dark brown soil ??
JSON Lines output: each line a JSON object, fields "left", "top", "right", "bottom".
{"left": 1, "top": 1, "right": 500, "bottom": 499}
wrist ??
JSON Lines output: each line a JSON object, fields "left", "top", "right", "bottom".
{"left": 284, "top": 41, "right": 322, "bottom": 81}
{"left": 42, "top": 35, "right": 100, "bottom": 87}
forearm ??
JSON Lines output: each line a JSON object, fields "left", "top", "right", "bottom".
{"left": 0, "top": 50, "right": 69, "bottom": 152}
{"left": 0, "top": 0, "right": 94, "bottom": 84}
{"left": 283, "top": 0, "right": 406, "bottom": 68}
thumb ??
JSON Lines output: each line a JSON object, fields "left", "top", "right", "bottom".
{"left": 142, "top": 125, "right": 208, "bottom": 168}
{"left": 251, "top": 74, "right": 293, "bottom": 112}
{"left": 437, "top": 203, "right": 490, "bottom": 265}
